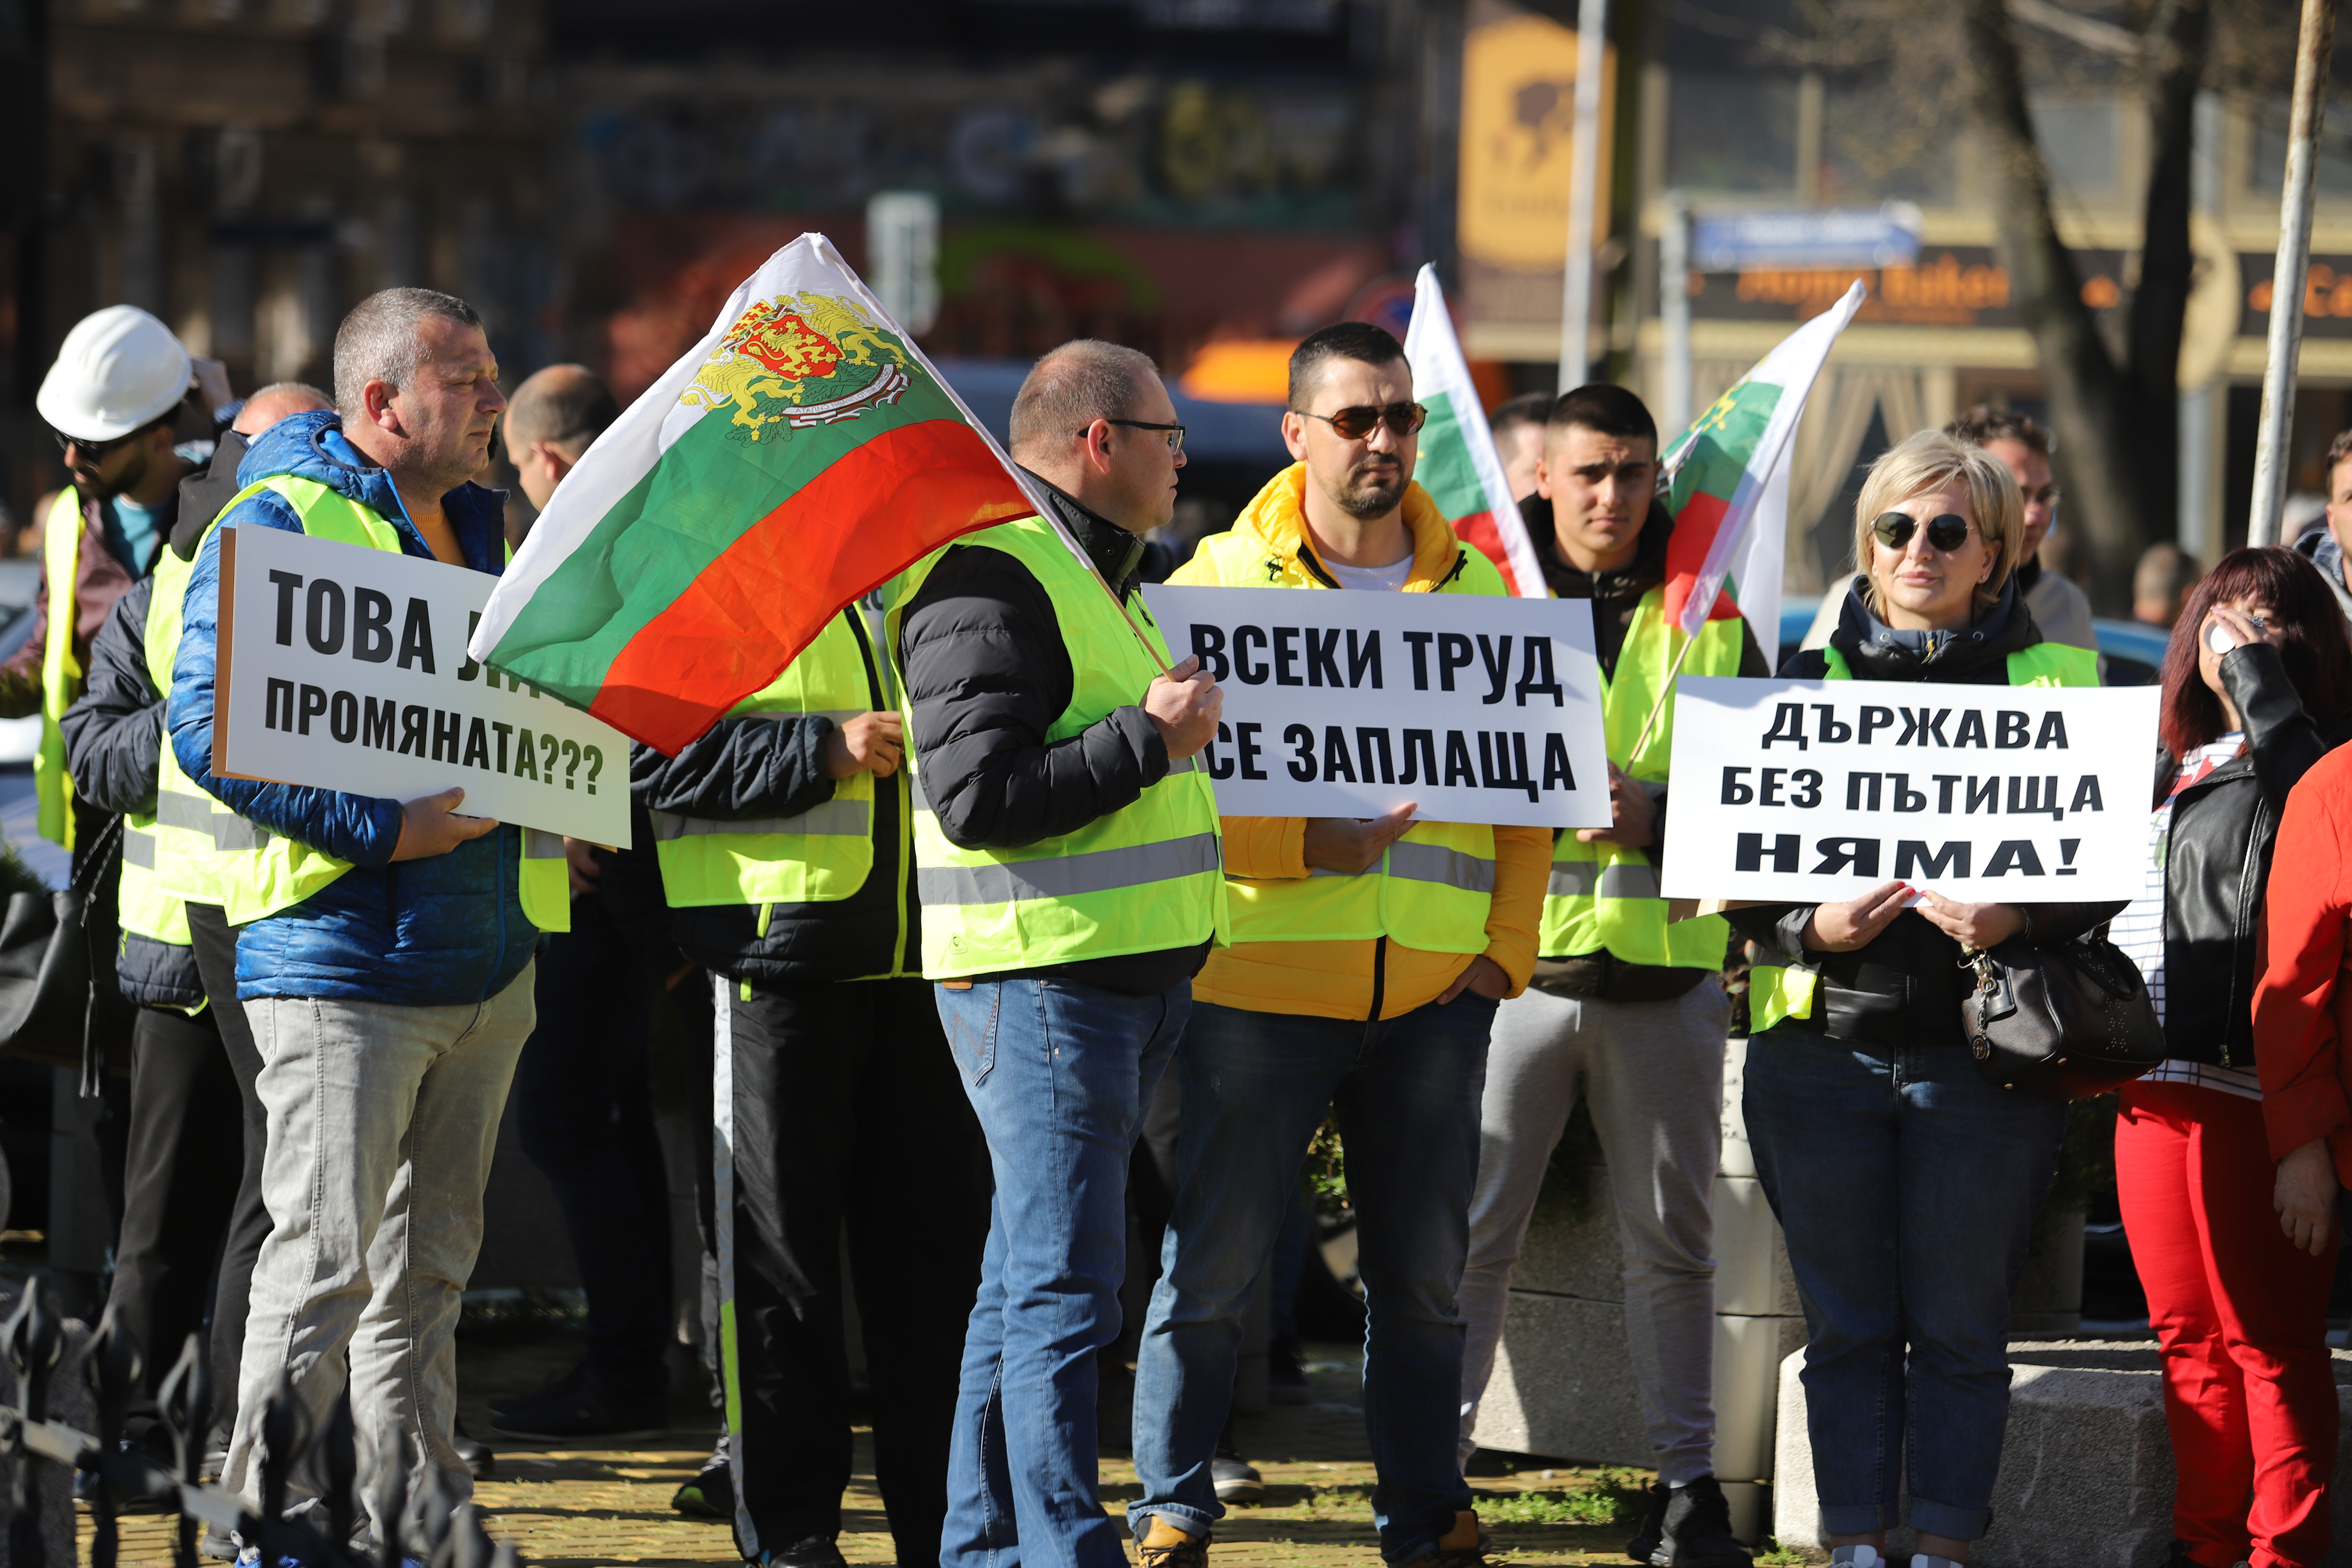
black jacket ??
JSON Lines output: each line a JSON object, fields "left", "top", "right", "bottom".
{"left": 172, "top": 431, "right": 249, "bottom": 563}
{"left": 58, "top": 577, "right": 202, "bottom": 1008}
{"left": 897, "top": 475, "right": 1205, "bottom": 993}
{"left": 2150, "top": 642, "right": 2352, "bottom": 1066}
{"left": 1727, "top": 581, "right": 2127, "bottom": 1047}
{"left": 1520, "top": 493, "right": 1772, "bottom": 999}
{"left": 630, "top": 604, "right": 916, "bottom": 986}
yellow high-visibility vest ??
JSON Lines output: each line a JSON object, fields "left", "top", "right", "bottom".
{"left": 894, "top": 517, "right": 1226, "bottom": 979}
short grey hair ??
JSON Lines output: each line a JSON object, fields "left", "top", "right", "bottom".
{"left": 1008, "top": 340, "right": 1160, "bottom": 459}
{"left": 333, "top": 288, "right": 483, "bottom": 419}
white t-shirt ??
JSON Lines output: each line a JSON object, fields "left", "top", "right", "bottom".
{"left": 2111, "top": 732, "right": 2262, "bottom": 1099}
{"left": 1326, "top": 556, "right": 1414, "bottom": 593}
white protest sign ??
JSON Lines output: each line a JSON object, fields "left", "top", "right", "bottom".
{"left": 1139, "top": 583, "right": 1612, "bottom": 830}
{"left": 216, "top": 524, "right": 631, "bottom": 844}
{"left": 1660, "top": 677, "right": 2157, "bottom": 902}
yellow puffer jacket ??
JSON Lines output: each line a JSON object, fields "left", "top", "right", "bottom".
{"left": 1171, "top": 464, "right": 1549, "bottom": 1021}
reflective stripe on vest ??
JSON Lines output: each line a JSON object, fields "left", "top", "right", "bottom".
{"left": 118, "top": 545, "right": 200, "bottom": 946}
{"left": 1748, "top": 635, "right": 2099, "bottom": 1033}
{"left": 1176, "top": 521, "right": 1499, "bottom": 954}
{"left": 1542, "top": 590, "right": 1746, "bottom": 969}
{"left": 650, "top": 610, "right": 890, "bottom": 911}
{"left": 896, "top": 518, "right": 1227, "bottom": 978}
{"left": 35, "top": 490, "right": 82, "bottom": 848}
{"left": 188, "top": 475, "right": 569, "bottom": 933}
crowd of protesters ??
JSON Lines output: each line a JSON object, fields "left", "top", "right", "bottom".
{"left": 21, "top": 284, "right": 2352, "bottom": 1568}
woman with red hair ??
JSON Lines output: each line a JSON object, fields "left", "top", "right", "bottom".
{"left": 2125, "top": 545, "right": 2352, "bottom": 1568}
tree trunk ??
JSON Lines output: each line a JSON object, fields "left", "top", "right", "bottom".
{"left": 1959, "top": 0, "right": 2154, "bottom": 612}
{"left": 2124, "top": 0, "right": 2216, "bottom": 546}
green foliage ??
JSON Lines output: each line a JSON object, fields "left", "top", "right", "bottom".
{"left": 0, "top": 841, "right": 47, "bottom": 901}
{"left": 1306, "top": 1116, "right": 1351, "bottom": 1219}
{"left": 1754, "top": 1545, "right": 1808, "bottom": 1565}
{"left": 1478, "top": 1469, "right": 1648, "bottom": 1525}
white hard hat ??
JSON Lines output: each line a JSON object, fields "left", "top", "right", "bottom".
{"left": 35, "top": 305, "right": 193, "bottom": 443}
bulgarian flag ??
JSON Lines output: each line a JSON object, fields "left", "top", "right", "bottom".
{"left": 469, "top": 234, "right": 1042, "bottom": 755}
{"left": 1403, "top": 265, "right": 1544, "bottom": 596}
{"left": 1658, "top": 280, "right": 1867, "bottom": 646}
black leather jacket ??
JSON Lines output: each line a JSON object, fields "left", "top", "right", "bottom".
{"left": 2151, "top": 641, "right": 2352, "bottom": 1066}
{"left": 1727, "top": 583, "right": 2126, "bottom": 1047}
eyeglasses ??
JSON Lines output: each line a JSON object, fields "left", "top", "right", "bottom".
{"left": 1871, "top": 511, "right": 1974, "bottom": 553}
{"left": 1081, "top": 418, "right": 1186, "bottom": 454}
{"left": 1296, "top": 402, "right": 1427, "bottom": 441}
{"left": 2020, "top": 484, "right": 2063, "bottom": 508}
{"left": 50, "top": 427, "right": 137, "bottom": 460}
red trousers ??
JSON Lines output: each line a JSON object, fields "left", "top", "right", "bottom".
{"left": 2118, "top": 1080, "right": 2341, "bottom": 1568}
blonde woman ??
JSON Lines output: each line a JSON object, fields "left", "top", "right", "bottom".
{"left": 1724, "top": 431, "right": 2123, "bottom": 1568}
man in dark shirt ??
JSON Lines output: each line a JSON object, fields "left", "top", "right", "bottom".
{"left": 896, "top": 340, "right": 1223, "bottom": 1568}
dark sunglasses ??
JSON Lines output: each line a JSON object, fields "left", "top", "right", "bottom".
{"left": 1080, "top": 418, "right": 1186, "bottom": 454}
{"left": 1297, "top": 402, "right": 1427, "bottom": 441}
{"left": 1871, "top": 511, "right": 1974, "bottom": 553}
{"left": 50, "top": 427, "right": 138, "bottom": 460}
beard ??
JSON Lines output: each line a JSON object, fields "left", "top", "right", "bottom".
{"left": 1331, "top": 456, "right": 1406, "bottom": 519}
{"left": 90, "top": 447, "right": 149, "bottom": 502}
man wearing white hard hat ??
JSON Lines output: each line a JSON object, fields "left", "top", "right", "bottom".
{"left": 12, "top": 304, "right": 196, "bottom": 854}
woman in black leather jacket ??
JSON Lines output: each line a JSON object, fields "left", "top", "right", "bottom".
{"left": 1726, "top": 432, "right": 2125, "bottom": 1568}
{"left": 2108, "top": 546, "right": 2352, "bottom": 1568}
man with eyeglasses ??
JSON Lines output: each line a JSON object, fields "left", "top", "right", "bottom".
{"left": 1944, "top": 407, "right": 2092, "bottom": 652}
{"left": 1801, "top": 408, "right": 2092, "bottom": 657}
{"left": 13, "top": 305, "right": 199, "bottom": 857}
{"left": 895, "top": 338, "right": 1224, "bottom": 1568}
{"left": 2298, "top": 427, "right": 2352, "bottom": 628}
{"left": 1456, "top": 384, "right": 1768, "bottom": 1568}
{"left": 1125, "top": 322, "right": 1550, "bottom": 1568}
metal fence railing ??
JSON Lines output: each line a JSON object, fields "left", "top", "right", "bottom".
{"left": 0, "top": 1277, "right": 523, "bottom": 1567}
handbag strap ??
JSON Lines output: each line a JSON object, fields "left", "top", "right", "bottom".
{"left": 66, "top": 813, "right": 123, "bottom": 900}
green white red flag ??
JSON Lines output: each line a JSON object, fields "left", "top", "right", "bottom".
{"left": 468, "top": 234, "right": 1041, "bottom": 755}
{"left": 1403, "top": 265, "right": 1544, "bottom": 596}
{"left": 1659, "top": 280, "right": 1867, "bottom": 644}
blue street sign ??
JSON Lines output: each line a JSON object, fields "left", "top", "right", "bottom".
{"left": 1690, "top": 205, "right": 1924, "bottom": 271}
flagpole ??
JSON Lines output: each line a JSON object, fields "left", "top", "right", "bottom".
{"left": 2249, "top": 0, "right": 2335, "bottom": 545}
{"left": 1628, "top": 625, "right": 1698, "bottom": 763}
{"left": 1559, "top": 0, "right": 1609, "bottom": 391}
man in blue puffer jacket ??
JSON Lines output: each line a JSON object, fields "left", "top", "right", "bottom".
{"left": 165, "top": 288, "right": 542, "bottom": 1548}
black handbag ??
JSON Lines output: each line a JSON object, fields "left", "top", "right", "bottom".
{"left": 0, "top": 815, "right": 134, "bottom": 1084}
{"left": 1959, "top": 933, "right": 2166, "bottom": 1100}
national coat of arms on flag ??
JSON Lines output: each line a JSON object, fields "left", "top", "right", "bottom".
{"left": 470, "top": 234, "right": 1039, "bottom": 755}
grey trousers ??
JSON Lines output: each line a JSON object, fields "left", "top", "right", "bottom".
{"left": 1456, "top": 979, "right": 1729, "bottom": 1483}
{"left": 224, "top": 964, "right": 536, "bottom": 1542}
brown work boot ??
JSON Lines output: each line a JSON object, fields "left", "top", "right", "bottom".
{"left": 1400, "top": 1510, "right": 1492, "bottom": 1568}
{"left": 1136, "top": 1515, "right": 1207, "bottom": 1568}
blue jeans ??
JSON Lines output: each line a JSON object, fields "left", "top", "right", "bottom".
{"left": 1742, "top": 1021, "right": 2067, "bottom": 1542}
{"left": 1129, "top": 993, "right": 1499, "bottom": 1564}
{"left": 937, "top": 975, "right": 1192, "bottom": 1568}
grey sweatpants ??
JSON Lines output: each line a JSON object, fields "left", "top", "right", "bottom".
{"left": 1456, "top": 979, "right": 1730, "bottom": 1483}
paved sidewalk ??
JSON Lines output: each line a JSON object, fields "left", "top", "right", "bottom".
{"left": 83, "top": 1337, "right": 1647, "bottom": 1566}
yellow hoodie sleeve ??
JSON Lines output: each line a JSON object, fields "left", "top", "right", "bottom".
{"left": 1219, "top": 815, "right": 1308, "bottom": 880}
{"left": 1481, "top": 824, "right": 1551, "bottom": 996}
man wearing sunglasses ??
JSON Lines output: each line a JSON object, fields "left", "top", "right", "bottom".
{"left": 12, "top": 305, "right": 198, "bottom": 856}
{"left": 1455, "top": 384, "right": 1768, "bottom": 1568}
{"left": 1127, "top": 322, "right": 1550, "bottom": 1568}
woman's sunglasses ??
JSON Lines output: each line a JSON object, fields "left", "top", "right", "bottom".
{"left": 1297, "top": 402, "right": 1428, "bottom": 441}
{"left": 1871, "top": 511, "right": 1973, "bottom": 553}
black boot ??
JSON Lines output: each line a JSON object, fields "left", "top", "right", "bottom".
{"left": 1650, "top": 1477, "right": 1750, "bottom": 1568}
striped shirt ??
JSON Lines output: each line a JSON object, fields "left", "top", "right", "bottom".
{"left": 2112, "top": 733, "right": 2262, "bottom": 1099}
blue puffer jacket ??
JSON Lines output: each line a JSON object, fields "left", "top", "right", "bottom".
{"left": 166, "top": 410, "right": 542, "bottom": 1005}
